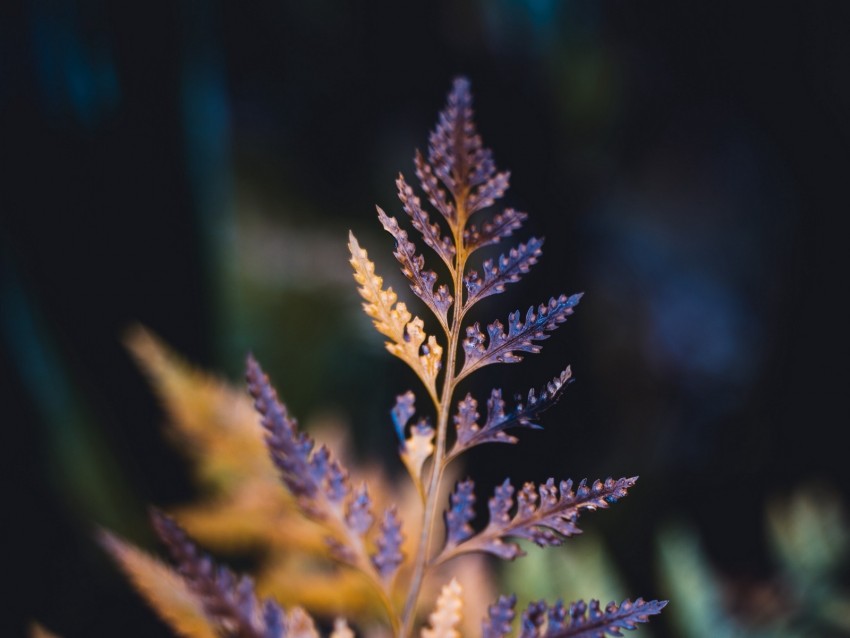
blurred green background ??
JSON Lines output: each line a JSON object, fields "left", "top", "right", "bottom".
{"left": 2, "top": 1, "right": 849, "bottom": 636}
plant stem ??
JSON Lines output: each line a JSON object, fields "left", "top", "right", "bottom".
{"left": 399, "top": 199, "right": 468, "bottom": 637}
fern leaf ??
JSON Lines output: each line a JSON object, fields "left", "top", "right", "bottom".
{"left": 449, "top": 368, "right": 572, "bottom": 459}
{"left": 377, "top": 206, "right": 452, "bottom": 329}
{"left": 427, "top": 77, "right": 478, "bottom": 203}
{"left": 444, "top": 479, "right": 476, "bottom": 549}
{"left": 99, "top": 530, "right": 219, "bottom": 638}
{"left": 437, "top": 477, "right": 637, "bottom": 562}
{"left": 482, "top": 594, "right": 517, "bottom": 638}
{"left": 540, "top": 598, "right": 667, "bottom": 638}
{"left": 396, "top": 174, "right": 455, "bottom": 269}
{"left": 421, "top": 579, "right": 464, "bottom": 638}
{"left": 246, "top": 356, "right": 384, "bottom": 569}
{"left": 372, "top": 506, "right": 405, "bottom": 582}
{"left": 149, "top": 509, "right": 285, "bottom": 638}
{"left": 285, "top": 607, "right": 320, "bottom": 638}
{"left": 464, "top": 237, "right": 544, "bottom": 308}
{"left": 460, "top": 294, "right": 583, "bottom": 379}
{"left": 464, "top": 208, "right": 527, "bottom": 253}
{"left": 519, "top": 600, "right": 548, "bottom": 638}
{"left": 349, "top": 232, "right": 442, "bottom": 397}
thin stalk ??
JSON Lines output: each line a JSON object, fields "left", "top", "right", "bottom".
{"left": 400, "top": 196, "right": 468, "bottom": 636}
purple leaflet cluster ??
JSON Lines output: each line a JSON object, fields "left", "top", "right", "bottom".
{"left": 461, "top": 293, "right": 583, "bottom": 375}
{"left": 377, "top": 207, "right": 453, "bottom": 326}
{"left": 451, "top": 367, "right": 573, "bottom": 456}
{"left": 396, "top": 174, "right": 455, "bottom": 268}
{"left": 482, "top": 594, "right": 518, "bottom": 638}
{"left": 372, "top": 506, "right": 405, "bottom": 581}
{"left": 246, "top": 355, "right": 349, "bottom": 511}
{"left": 441, "top": 477, "right": 637, "bottom": 561}
{"left": 464, "top": 237, "right": 544, "bottom": 307}
{"left": 427, "top": 76, "right": 478, "bottom": 198}
{"left": 444, "top": 479, "right": 477, "bottom": 547}
{"left": 520, "top": 601, "right": 548, "bottom": 638}
{"left": 150, "top": 509, "right": 285, "bottom": 638}
{"left": 482, "top": 596, "right": 667, "bottom": 638}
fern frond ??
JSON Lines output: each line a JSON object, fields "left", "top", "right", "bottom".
{"left": 99, "top": 530, "right": 218, "bottom": 638}
{"left": 378, "top": 206, "right": 453, "bottom": 330}
{"left": 529, "top": 598, "right": 667, "bottom": 638}
{"left": 463, "top": 238, "right": 544, "bottom": 309}
{"left": 448, "top": 367, "right": 572, "bottom": 461}
{"left": 349, "top": 231, "right": 442, "bottom": 398}
{"left": 460, "top": 294, "right": 583, "bottom": 379}
{"left": 421, "top": 579, "right": 464, "bottom": 638}
{"left": 436, "top": 477, "right": 637, "bottom": 562}
{"left": 149, "top": 509, "right": 285, "bottom": 638}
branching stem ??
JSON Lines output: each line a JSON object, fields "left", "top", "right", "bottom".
{"left": 400, "top": 192, "right": 469, "bottom": 637}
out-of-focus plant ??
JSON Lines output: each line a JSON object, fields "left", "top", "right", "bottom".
{"left": 100, "top": 78, "right": 666, "bottom": 637}
{"left": 658, "top": 484, "right": 849, "bottom": 638}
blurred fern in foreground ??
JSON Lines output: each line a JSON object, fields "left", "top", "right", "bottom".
{"left": 101, "top": 78, "right": 666, "bottom": 637}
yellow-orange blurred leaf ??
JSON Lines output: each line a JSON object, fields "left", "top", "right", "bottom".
{"left": 99, "top": 531, "right": 217, "bottom": 638}
{"left": 29, "top": 623, "right": 60, "bottom": 638}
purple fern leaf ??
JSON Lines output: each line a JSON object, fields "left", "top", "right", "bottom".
{"left": 547, "top": 600, "right": 568, "bottom": 635}
{"left": 464, "top": 237, "right": 544, "bottom": 308}
{"left": 461, "top": 293, "right": 583, "bottom": 378}
{"left": 346, "top": 482, "right": 375, "bottom": 536}
{"left": 372, "top": 506, "right": 405, "bottom": 581}
{"left": 449, "top": 368, "right": 573, "bottom": 458}
{"left": 519, "top": 600, "right": 548, "bottom": 638}
{"left": 396, "top": 174, "right": 455, "bottom": 268}
{"left": 483, "top": 594, "right": 518, "bottom": 638}
{"left": 377, "top": 207, "right": 452, "bottom": 328}
{"left": 464, "top": 208, "right": 528, "bottom": 253}
{"left": 428, "top": 76, "right": 477, "bottom": 197}
{"left": 444, "top": 479, "right": 477, "bottom": 548}
{"left": 437, "top": 477, "right": 637, "bottom": 562}
{"left": 453, "top": 393, "right": 481, "bottom": 447}
{"left": 246, "top": 354, "right": 320, "bottom": 501}
{"left": 150, "top": 509, "right": 283, "bottom": 638}
{"left": 544, "top": 598, "right": 668, "bottom": 638}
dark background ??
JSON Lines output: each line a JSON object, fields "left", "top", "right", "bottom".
{"left": 2, "top": 1, "right": 849, "bottom": 636}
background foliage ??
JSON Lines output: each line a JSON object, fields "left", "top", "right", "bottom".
{"left": 2, "top": 1, "right": 849, "bottom": 636}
